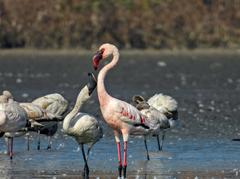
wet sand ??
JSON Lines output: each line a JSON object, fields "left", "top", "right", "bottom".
{"left": 0, "top": 51, "right": 240, "bottom": 178}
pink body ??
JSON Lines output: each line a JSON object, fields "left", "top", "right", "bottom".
{"left": 93, "top": 43, "right": 149, "bottom": 178}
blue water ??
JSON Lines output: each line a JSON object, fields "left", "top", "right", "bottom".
{"left": 0, "top": 52, "right": 240, "bottom": 178}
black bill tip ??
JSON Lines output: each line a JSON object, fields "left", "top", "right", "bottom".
{"left": 87, "top": 73, "right": 97, "bottom": 95}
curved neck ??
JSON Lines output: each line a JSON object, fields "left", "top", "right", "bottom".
{"left": 97, "top": 50, "right": 119, "bottom": 107}
{"left": 63, "top": 86, "right": 89, "bottom": 132}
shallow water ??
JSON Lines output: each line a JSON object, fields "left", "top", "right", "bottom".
{"left": 0, "top": 51, "right": 240, "bottom": 178}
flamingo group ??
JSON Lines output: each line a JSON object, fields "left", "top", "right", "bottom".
{"left": 0, "top": 43, "right": 179, "bottom": 179}
{"left": 0, "top": 90, "right": 68, "bottom": 157}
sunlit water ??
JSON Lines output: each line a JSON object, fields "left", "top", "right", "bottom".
{"left": 0, "top": 51, "right": 240, "bottom": 178}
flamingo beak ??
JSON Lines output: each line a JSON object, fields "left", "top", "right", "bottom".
{"left": 92, "top": 51, "right": 103, "bottom": 70}
{"left": 87, "top": 73, "right": 97, "bottom": 95}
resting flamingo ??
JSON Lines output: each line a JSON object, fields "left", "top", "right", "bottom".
{"left": 63, "top": 73, "right": 102, "bottom": 179}
{"left": 132, "top": 95, "right": 168, "bottom": 160}
{"left": 92, "top": 43, "right": 151, "bottom": 178}
{"left": 0, "top": 90, "right": 27, "bottom": 159}
{"left": 147, "top": 94, "right": 178, "bottom": 150}
{"left": 132, "top": 93, "right": 178, "bottom": 151}
{"left": 30, "top": 93, "right": 68, "bottom": 150}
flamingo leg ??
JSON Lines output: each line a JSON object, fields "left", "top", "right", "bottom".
{"left": 86, "top": 146, "right": 92, "bottom": 161}
{"left": 37, "top": 130, "right": 40, "bottom": 150}
{"left": 6, "top": 137, "right": 10, "bottom": 155}
{"left": 156, "top": 135, "right": 161, "bottom": 151}
{"left": 47, "top": 136, "right": 52, "bottom": 150}
{"left": 123, "top": 141, "right": 127, "bottom": 179}
{"left": 159, "top": 131, "right": 166, "bottom": 151}
{"left": 114, "top": 130, "right": 122, "bottom": 178}
{"left": 122, "top": 133, "right": 129, "bottom": 179}
{"left": 27, "top": 133, "right": 30, "bottom": 151}
{"left": 9, "top": 137, "right": 13, "bottom": 160}
{"left": 83, "top": 145, "right": 93, "bottom": 175}
{"left": 80, "top": 144, "right": 89, "bottom": 179}
{"left": 144, "top": 136, "right": 150, "bottom": 160}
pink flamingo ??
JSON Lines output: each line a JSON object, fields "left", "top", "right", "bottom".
{"left": 92, "top": 43, "right": 150, "bottom": 178}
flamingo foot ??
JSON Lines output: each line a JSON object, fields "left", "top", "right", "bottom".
{"left": 9, "top": 152, "right": 13, "bottom": 160}
{"left": 118, "top": 165, "right": 122, "bottom": 178}
{"left": 83, "top": 164, "right": 89, "bottom": 178}
{"left": 46, "top": 145, "right": 51, "bottom": 150}
{"left": 37, "top": 144, "right": 40, "bottom": 150}
{"left": 82, "top": 168, "right": 89, "bottom": 179}
{"left": 123, "top": 165, "right": 127, "bottom": 179}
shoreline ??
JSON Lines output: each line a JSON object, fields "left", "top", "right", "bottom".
{"left": 0, "top": 48, "right": 240, "bottom": 57}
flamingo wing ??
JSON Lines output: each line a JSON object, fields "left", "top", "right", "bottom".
{"left": 32, "top": 93, "right": 68, "bottom": 116}
{"left": 117, "top": 101, "right": 148, "bottom": 127}
{"left": 20, "top": 103, "right": 45, "bottom": 120}
{"left": 1, "top": 101, "right": 27, "bottom": 132}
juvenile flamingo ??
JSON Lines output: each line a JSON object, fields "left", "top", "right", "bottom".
{"left": 133, "top": 94, "right": 178, "bottom": 151}
{"left": 92, "top": 43, "right": 151, "bottom": 178}
{"left": 63, "top": 73, "right": 102, "bottom": 179}
{"left": 0, "top": 90, "right": 27, "bottom": 159}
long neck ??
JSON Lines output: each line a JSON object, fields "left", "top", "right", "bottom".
{"left": 63, "top": 86, "right": 89, "bottom": 132}
{"left": 97, "top": 50, "right": 119, "bottom": 107}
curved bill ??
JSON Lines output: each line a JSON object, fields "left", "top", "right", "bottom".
{"left": 87, "top": 73, "right": 97, "bottom": 95}
{"left": 92, "top": 51, "right": 103, "bottom": 70}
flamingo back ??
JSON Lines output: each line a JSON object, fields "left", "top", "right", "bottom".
{"left": 147, "top": 93, "right": 178, "bottom": 112}
{"left": 32, "top": 93, "right": 68, "bottom": 116}
{"left": 0, "top": 101, "right": 27, "bottom": 132}
{"left": 67, "top": 112, "right": 103, "bottom": 145}
{"left": 20, "top": 103, "right": 45, "bottom": 119}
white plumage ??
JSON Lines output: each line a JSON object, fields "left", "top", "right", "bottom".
{"left": 132, "top": 93, "right": 179, "bottom": 154}
{"left": 30, "top": 93, "right": 68, "bottom": 150}
{"left": 63, "top": 73, "right": 102, "bottom": 178}
{"left": 0, "top": 91, "right": 27, "bottom": 159}
{"left": 148, "top": 93, "right": 178, "bottom": 112}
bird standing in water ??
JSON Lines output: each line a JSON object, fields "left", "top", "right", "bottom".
{"left": 133, "top": 94, "right": 178, "bottom": 151}
{"left": 92, "top": 43, "right": 151, "bottom": 178}
{"left": 0, "top": 91, "right": 27, "bottom": 159}
{"left": 63, "top": 73, "right": 102, "bottom": 179}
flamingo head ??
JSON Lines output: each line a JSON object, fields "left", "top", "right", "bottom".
{"left": 92, "top": 43, "right": 118, "bottom": 70}
{"left": 2, "top": 90, "right": 13, "bottom": 102}
{"left": 87, "top": 73, "right": 97, "bottom": 95}
{"left": 132, "top": 95, "right": 150, "bottom": 110}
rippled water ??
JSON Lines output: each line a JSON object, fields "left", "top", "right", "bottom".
{"left": 0, "top": 51, "right": 240, "bottom": 178}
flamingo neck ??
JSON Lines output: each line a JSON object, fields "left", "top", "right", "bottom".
{"left": 97, "top": 50, "right": 119, "bottom": 107}
{"left": 63, "top": 86, "right": 89, "bottom": 132}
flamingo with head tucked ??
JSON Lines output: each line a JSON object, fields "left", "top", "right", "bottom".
{"left": 132, "top": 94, "right": 178, "bottom": 153}
{"left": 92, "top": 43, "right": 151, "bottom": 178}
{"left": 30, "top": 93, "right": 68, "bottom": 150}
{"left": 0, "top": 90, "right": 27, "bottom": 159}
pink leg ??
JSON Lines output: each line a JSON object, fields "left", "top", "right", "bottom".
{"left": 117, "top": 142, "right": 122, "bottom": 177}
{"left": 114, "top": 130, "right": 122, "bottom": 177}
{"left": 123, "top": 141, "right": 127, "bottom": 178}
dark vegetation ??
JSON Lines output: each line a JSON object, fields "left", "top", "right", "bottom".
{"left": 0, "top": 0, "right": 239, "bottom": 49}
